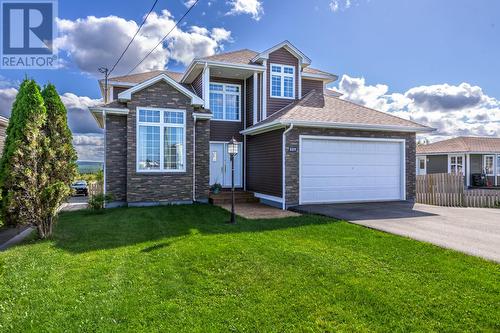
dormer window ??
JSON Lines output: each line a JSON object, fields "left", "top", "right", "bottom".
{"left": 270, "top": 64, "right": 295, "bottom": 99}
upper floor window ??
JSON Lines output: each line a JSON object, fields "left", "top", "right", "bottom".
{"left": 484, "top": 155, "right": 494, "bottom": 176}
{"left": 270, "top": 64, "right": 295, "bottom": 99}
{"left": 137, "top": 108, "right": 185, "bottom": 172}
{"left": 209, "top": 83, "right": 241, "bottom": 121}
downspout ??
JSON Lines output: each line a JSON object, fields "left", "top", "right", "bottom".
{"left": 192, "top": 115, "right": 197, "bottom": 203}
{"left": 102, "top": 110, "right": 106, "bottom": 197}
{"left": 282, "top": 124, "right": 294, "bottom": 210}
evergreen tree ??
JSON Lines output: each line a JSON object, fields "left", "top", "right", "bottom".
{"left": 38, "top": 84, "right": 77, "bottom": 237}
{"left": 0, "top": 79, "right": 47, "bottom": 227}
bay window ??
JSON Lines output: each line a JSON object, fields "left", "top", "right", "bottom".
{"left": 209, "top": 83, "right": 241, "bottom": 121}
{"left": 270, "top": 64, "right": 295, "bottom": 99}
{"left": 137, "top": 108, "right": 185, "bottom": 172}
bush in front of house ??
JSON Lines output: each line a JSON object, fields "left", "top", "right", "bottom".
{"left": 0, "top": 80, "right": 77, "bottom": 238}
{"left": 88, "top": 193, "right": 113, "bottom": 212}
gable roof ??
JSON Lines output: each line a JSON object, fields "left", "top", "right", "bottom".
{"left": 117, "top": 73, "right": 204, "bottom": 105}
{"left": 417, "top": 137, "right": 500, "bottom": 154}
{"left": 241, "top": 90, "right": 433, "bottom": 135}
{"left": 101, "top": 70, "right": 183, "bottom": 86}
{"left": 199, "top": 49, "right": 258, "bottom": 65}
{"left": 251, "top": 40, "right": 312, "bottom": 66}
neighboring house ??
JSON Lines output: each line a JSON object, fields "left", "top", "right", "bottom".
{"left": 0, "top": 116, "right": 8, "bottom": 156}
{"left": 89, "top": 41, "right": 432, "bottom": 209}
{"left": 416, "top": 136, "right": 500, "bottom": 187}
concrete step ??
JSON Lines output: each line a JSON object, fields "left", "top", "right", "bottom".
{"left": 209, "top": 191, "right": 259, "bottom": 204}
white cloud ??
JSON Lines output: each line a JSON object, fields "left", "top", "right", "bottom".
{"left": 331, "top": 74, "right": 500, "bottom": 141}
{"left": 183, "top": 0, "right": 197, "bottom": 7}
{"left": 55, "top": 10, "right": 232, "bottom": 76}
{"left": 330, "top": 0, "right": 360, "bottom": 12}
{"left": 73, "top": 133, "right": 104, "bottom": 161}
{"left": 226, "top": 0, "right": 263, "bottom": 21}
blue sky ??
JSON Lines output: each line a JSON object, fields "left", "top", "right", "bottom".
{"left": 1, "top": 0, "right": 499, "bottom": 160}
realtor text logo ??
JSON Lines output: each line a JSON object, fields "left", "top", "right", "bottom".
{"left": 1, "top": 0, "right": 57, "bottom": 69}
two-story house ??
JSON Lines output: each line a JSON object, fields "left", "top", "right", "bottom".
{"left": 90, "top": 41, "right": 433, "bottom": 209}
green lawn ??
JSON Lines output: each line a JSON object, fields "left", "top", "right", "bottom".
{"left": 0, "top": 205, "right": 498, "bottom": 332}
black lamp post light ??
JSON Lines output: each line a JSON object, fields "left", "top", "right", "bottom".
{"left": 227, "top": 137, "right": 239, "bottom": 224}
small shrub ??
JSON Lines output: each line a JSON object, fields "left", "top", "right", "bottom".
{"left": 210, "top": 183, "right": 222, "bottom": 194}
{"left": 88, "top": 193, "right": 113, "bottom": 212}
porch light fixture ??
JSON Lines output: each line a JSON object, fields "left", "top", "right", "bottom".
{"left": 227, "top": 137, "right": 239, "bottom": 224}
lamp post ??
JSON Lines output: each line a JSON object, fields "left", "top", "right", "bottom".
{"left": 227, "top": 137, "right": 239, "bottom": 224}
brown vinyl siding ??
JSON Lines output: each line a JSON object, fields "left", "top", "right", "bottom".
{"left": 112, "top": 86, "right": 129, "bottom": 100}
{"left": 209, "top": 76, "right": 244, "bottom": 141}
{"left": 266, "top": 47, "right": 299, "bottom": 117}
{"left": 245, "top": 76, "right": 254, "bottom": 128}
{"left": 246, "top": 129, "right": 283, "bottom": 197}
{"left": 192, "top": 72, "right": 203, "bottom": 97}
{"left": 302, "top": 78, "right": 324, "bottom": 96}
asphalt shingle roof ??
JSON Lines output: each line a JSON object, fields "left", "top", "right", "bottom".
{"left": 417, "top": 137, "right": 500, "bottom": 154}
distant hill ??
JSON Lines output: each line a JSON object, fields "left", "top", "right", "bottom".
{"left": 77, "top": 161, "right": 103, "bottom": 174}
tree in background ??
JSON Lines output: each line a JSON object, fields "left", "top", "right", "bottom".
{"left": 0, "top": 79, "right": 47, "bottom": 227}
{"left": 38, "top": 84, "right": 78, "bottom": 237}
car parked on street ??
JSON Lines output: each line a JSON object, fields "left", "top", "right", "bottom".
{"left": 71, "top": 180, "right": 88, "bottom": 196}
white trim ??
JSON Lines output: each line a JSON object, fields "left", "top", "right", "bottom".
{"left": 253, "top": 72, "right": 258, "bottom": 125}
{"left": 282, "top": 124, "right": 294, "bottom": 209}
{"left": 243, "top": 135, "right": 247, "bottom": 191}
{"left": 301, "top": 72, "right": 338, "bottom": 83}
{"left": 298, "top": 136, "right": 406, "bottom": 205}
{"left": 262, "top": 60, "right": 267, "bottom": 119}
{"left": 269, "top": 63, "right": 296, "bottom": 100}
{"left": 118, "top": 74, "right": 204, "bottom": 106}
{"left": 447, "top": 154, "right": 465, "bottom": 174}
{"left": 90, "top": 107, "right": 129, "bottom": 115}
{"left": 241, "top": 119, "right": 433, "bottom": 135}
{"left": 136, "top": 107, "right": 187, "bottom": 173}
{"left": 417, "top": 151, "right": 500, "bottom": 156}
{"left": 496, "top": 154, "right": 499, "bottom": 186}
{"left": 181, "top": 60, "right": 265, "bottom": 83}
{"left": 298, "top": 59, "right": 302, "bottom": 99}
{"left": 106, "top": 81, "right": 135, "bottom": 87}
{"left": 254, "top": 192, "right": 283, "bottom": 203}
{"left": 192, "top": 112, "right": 212, "bottom": 120}
{"left": 466, "top": 154, "right": 471, "bottom": 187}
{"left": 251, "top": 40, "right": 312, "bottom": 66}
{"left": 483, "top": 154, "right": 495, "bottom": 176}
{"left": 209, "top": 82, "right": 242, "bottom": 122}
{"left": 202, "top": 65, "right": 210, "bottom": 109}
{"left": 109, "top": 86, "right": 114, "bottom": 102}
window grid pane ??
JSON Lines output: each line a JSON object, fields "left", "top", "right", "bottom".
{"left": 210, "top": 92, "right": 224, "bottom": 119}
{"left": 139, "top": 109, "right": 160, "bottom": 123}
{"left": 485, "top": 156, "right": 494, "bottom": 174}
{"left": 271, "top": 75, "right": 281, "bottom": 97}
{"left": 225, "top": 94, "right": 239, "bottom": 120}
{"left": 284, "top": 67, "right": 294, "bottom": 74}
{"left": 164, "top": 111, "right": 184, "bottom": 124}
{"left": 271, "top": 65, "right": 282, "bottom": 73}
{"left": 284, "top": 77, "right": 294, "bottom": 97}
{"left": 210, "top": 83, "right": 223, "bottom": 91}
{"left": 164, "top": 127, "right": 184, "bottom": 170}
{"left": 138, "top": 125, "right": 160, "bottom": 170}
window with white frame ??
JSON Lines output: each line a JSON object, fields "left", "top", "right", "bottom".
{"left": 449, "top": 155, "right": 464, "bottom": 174}
{"left": 137, "top": 108, "right": 185, "bottom": 172}
{"left": 497, "top": 155, "right": 500, "bottom": 176}
{"left": 484, "top": 155, "right": 494, "bottom": 175}
{"left": 209, "top": 83, "right": 240, "bottom": 121}
{"left": 270, "top": 64, "right": 295, "bottom": 99}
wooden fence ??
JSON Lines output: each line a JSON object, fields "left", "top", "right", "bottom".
{"left": 88, "top": 182, "right": 103, "bottom": 198}
{"left": 416, "top": 173, "right": 500, "bottom": 208}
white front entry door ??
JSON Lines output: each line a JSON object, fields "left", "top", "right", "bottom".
{"left": 300, "top": 137, "right": 405, "bottom": 204}
{"left": 209, "top": 142, "right": 242, "bottom": 187}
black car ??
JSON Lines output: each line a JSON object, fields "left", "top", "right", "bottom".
{"left": 71, "top": 180, "right": 88, "bottom": 196}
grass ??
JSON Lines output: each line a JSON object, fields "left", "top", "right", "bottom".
{"left": 0, "top": 204, "right": 498, "bottom": 332}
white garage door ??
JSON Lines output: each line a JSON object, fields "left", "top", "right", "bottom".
{"left": 300, "top": 137, "right": 405, "bottom": 204}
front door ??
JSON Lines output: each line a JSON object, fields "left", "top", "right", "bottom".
{"left": 417, "top": 156, "right": 427, "bottom": 175}
{"left": 209, "top": 142, "right": 242, "bottom": 188}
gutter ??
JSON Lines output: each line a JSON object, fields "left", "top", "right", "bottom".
{"left": 282, "top": 124, "right": 294, "bottom": 210}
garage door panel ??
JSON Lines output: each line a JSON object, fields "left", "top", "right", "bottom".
{"left": 300, "top": 138, "right": 404, "bottom": 204}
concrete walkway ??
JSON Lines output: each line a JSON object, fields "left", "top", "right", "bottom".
{"left": 295, "top": 202, "right": 500, "bottom": 263}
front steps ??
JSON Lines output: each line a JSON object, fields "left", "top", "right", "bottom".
{"left": 209, "top": 190, "right": 259, "bottom": 205}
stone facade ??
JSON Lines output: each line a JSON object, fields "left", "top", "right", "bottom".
{"left": 284, "top": 127, "right": 416, "bottom": 206}
{"left": 105, "top": 115, "right": 127, "bottom": 202}
{"left": 104, "top": 80, "right": 210, "bottom": 205}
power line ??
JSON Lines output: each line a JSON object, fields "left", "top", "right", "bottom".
{"left": 126, "top": 0, "right": 200, "bottom": 75}
{"left": 108, "top": 0, "right": 159, "bottom": 76}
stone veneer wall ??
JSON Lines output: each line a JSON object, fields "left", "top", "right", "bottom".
{"left": 284, "top": 128, "right": 416, "bottom": 206}
{"left": 124, "top": 80, "right": 210, "bottom": 204}
{"left": 195, "top": 118, "right": 210, "bottom": 201}
{"left": 105, "top": 115, "right": 128, "bottom": 202}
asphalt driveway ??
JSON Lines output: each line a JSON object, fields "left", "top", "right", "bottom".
{"left": 295, "top": 201, "right": 500, "bottom": 263}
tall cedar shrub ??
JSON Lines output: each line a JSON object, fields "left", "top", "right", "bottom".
{"left": 0, "top": 79, "right": 47, "bottom": 227}
{"left": 39, "top": 84, "right": 77, "bottom": 237}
